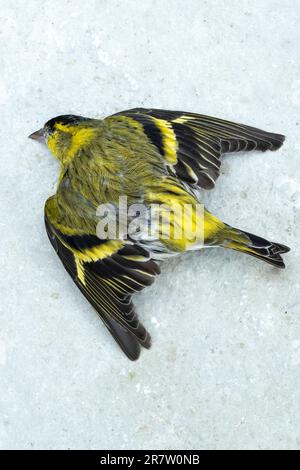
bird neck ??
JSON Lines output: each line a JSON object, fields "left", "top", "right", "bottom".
{"left": 47, "top": 124, "right": 99, "bottom": 166}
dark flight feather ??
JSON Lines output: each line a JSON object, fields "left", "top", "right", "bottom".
{"left": 45, "top": 212, "right": 160, "bottom": 360}
{"left": 113, "top": 108, "right": 285, "bottom": 190}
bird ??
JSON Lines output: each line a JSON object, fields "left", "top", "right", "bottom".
{"left": 29, "top": 108, "right": 290, "bottom": 360}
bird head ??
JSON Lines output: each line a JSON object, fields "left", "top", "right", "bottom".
{"left": 29, "top": 114, "right": 96, "bottom": 164}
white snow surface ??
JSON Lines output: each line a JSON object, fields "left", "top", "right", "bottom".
{"left": 0, "top": 0, "right": 299, "bottom": 450}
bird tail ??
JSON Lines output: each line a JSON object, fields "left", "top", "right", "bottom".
{"left": 221, "top": 227, "right": 290, "bottom": 268}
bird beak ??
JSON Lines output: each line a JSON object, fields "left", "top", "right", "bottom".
{"left": 28, "top": 128, "right": 45, "bottom": 142}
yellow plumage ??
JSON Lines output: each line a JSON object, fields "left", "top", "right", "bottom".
{"left": 29, "top": 108, "right": 289, "bottom": 360}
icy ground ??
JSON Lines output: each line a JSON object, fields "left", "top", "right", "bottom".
{"left": 0, "top": 0, "right": 299, "bottom": 450}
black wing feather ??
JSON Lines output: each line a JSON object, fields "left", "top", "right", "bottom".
{"left": 45, "top": 214, "right": 160, "bottom": 360}
{"left": 112, "top": 108, "right": 285, "bottom": 190}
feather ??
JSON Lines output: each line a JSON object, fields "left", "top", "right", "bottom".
{"left": 113, "top": 108, "right": 285, "bottom": 190}
{"left": 45, "top": 202, "right": 160, "bottom": 360}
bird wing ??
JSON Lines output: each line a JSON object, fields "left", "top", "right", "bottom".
{"left": 44, "top": 196, "right": 160, "bottom": 360}
{"left": 111, "top": 108, "right": 285, "bottom": 190}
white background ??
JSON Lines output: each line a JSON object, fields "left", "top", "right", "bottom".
{"left": 0, "top": 0, "right": 299, "bottom": 450}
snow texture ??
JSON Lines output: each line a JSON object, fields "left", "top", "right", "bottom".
{"left": 0, "top": 0, "right": 299, "bottom": 450}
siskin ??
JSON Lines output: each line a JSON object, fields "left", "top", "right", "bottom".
{"left": 29, "top": 108, "right": 290, "bottom": 360}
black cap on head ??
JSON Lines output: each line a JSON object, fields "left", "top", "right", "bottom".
{"left": 45, "top": 114, "right": 90, "bottom": 133}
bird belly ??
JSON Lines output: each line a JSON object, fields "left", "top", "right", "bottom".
{"left": 142, "top": 180, "right": 225, "bottom": 254}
